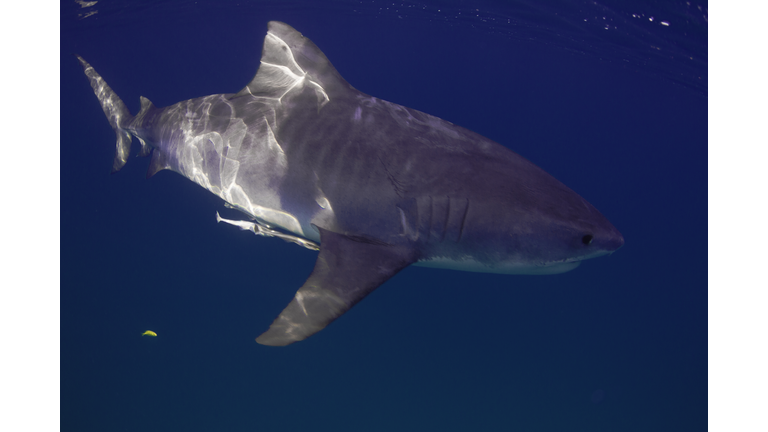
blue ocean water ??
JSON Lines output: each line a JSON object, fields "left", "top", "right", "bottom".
{"left": 60, "top": 1, "right": 707, "bottom": 431}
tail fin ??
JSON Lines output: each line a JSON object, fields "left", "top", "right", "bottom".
{"left": 76, "top": 55, "right": 133, "bottom": 173}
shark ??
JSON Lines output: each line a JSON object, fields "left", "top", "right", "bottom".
{"left": 78, "top": 21, "right": 624, "bottom": 346}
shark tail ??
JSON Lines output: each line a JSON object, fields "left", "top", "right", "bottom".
{"left": 76, "top": 55, "right": 134, "bottom": 173}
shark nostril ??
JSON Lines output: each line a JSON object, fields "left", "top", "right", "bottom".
{"left": 582, "top": 234, "right": 593, "bottom": 245}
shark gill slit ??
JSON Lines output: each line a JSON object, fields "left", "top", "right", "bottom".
{"left": 426, "top": 195, "right": 433, "bottom": 242}
{"left": 440, "top": 196, "right": 450, "bottom": 243}
{"left": 457, "top": 198, "right": 469, "bottom": 243}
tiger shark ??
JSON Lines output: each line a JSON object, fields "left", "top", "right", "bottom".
{"left": 78, "top": 21, "right": 623, "bottom": 346}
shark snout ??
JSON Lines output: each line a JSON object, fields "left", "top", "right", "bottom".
{"left": 605, "top": 234, "right": 625, "bottom": 254}
{"left": 593, "top": 225, "right": 624, "bottom": 254}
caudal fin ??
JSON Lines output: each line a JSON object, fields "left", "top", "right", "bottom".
{"left": 76, "top": 55, "right": 133, "bottom": 173}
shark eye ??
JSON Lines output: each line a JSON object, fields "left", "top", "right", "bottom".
{"left": 582, "top": 234, "right": 594, "bottom": 245}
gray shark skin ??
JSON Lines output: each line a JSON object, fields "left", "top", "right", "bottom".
{"left": 78, "top": 21, "right": 624, "bottom": 346}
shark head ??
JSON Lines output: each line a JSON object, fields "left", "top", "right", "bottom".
{"left": 415, "top": 188, "right": 624, "bottom": 275}
{"left": 411, "top": 137, "right": 624, "bottom": 275}
{"left": 491, "top": 195, "right": 625, "bottom": 275}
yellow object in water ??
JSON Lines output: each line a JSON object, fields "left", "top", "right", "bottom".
{"left": 141, "top": 330, "right": 157, "bottom": 337}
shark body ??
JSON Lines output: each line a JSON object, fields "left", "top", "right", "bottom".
{"left": 78, "top": 21, "right": 624, "bottom": 346}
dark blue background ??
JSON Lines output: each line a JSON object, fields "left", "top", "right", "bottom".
{"left": 61, "top": 1, "right": 707, "bottom": 430}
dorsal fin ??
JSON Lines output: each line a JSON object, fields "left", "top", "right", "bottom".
{"left": 146, "top": 149, "right": 170, "bottom": 179}
{"left": 233, "top": 22, "right": 352, "bottom": 107}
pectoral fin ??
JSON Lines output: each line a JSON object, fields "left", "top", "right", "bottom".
{"left": 256, "top": 227, "right": 417, "bottom": 346}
